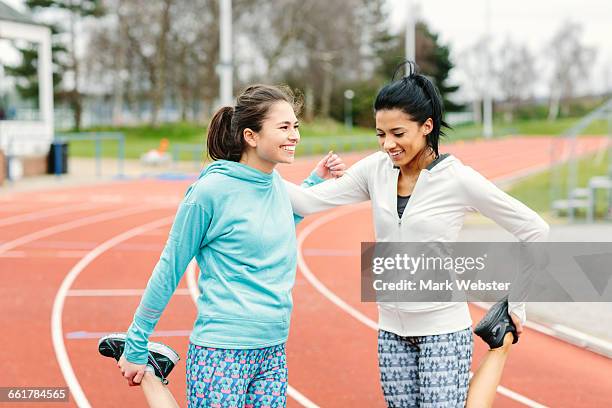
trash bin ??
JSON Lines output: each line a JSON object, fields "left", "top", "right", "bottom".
{"left": 47, "top": 141, "right": 69, "bottom": 174}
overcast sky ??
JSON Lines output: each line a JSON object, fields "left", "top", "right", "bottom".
{"left": 387, "top": 0, "right": 612, "bottom": 97}
{"left": 3, "top": 0, "right": 612, "bottom": 99}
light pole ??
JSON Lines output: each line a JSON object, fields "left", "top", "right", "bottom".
{"left": 482, "top": 0, "right": 493, "bottom": 138}
{"left": 344, "top": 89, "right": 354, "bottom": 132}
{"left": 218, "top": 0, "right": 233, "bottom": 107}
{"left": 405, "top": 1, "right": 418, "bottom": 72}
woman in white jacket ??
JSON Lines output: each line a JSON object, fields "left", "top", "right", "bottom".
{"left": 285, "top": 62, "right": 549, "bottom": 407}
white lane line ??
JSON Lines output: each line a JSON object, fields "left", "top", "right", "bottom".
{"left": 66, "top": 288, "right": 190, "bottom": 297}
{"left": 0, "top": 240, "right": 165, "bottom": 252}
{"left": 296, "top": 205, "right": 549, "bottom": 408}
{"left": 297, "top": 205, "right": 378, "bottom": 331}
{"left": 0, "top": 250, "right": 91, "bottom": 258}
{"left": 186, "top": 262, "right": 320, "bottom": 408}
{"left": 66, "top": 330, "right": 192, "bottom": 339}
{"left": 52, "top": 216, "right": 174, "bottom": 408}
{"left": 0, "top": 202, "right": 100, "bottom": 227}
{"left": 0, "top": 206, "right": 155, "bottom": 256}
{"left": 0, "top": 250, "right": 27, "bottom": 258}
{"left": 66, "top": 288, "right": 191, "bottom": 297}
{"left": 495, "top": 388, "right": 548, "bottom": 408}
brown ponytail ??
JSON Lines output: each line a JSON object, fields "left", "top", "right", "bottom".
{"left": 205, "top": 84, "right": 303, "bottom": 162}
{"left": 207, "top": 106, "right": 242, "bottom": 161}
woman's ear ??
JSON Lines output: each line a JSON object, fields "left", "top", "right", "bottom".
{"left": 243, "top": 128, "right": 258, "bottom": 148}
{"left": 422, "top": 118, "right": 434, "bottom": 136}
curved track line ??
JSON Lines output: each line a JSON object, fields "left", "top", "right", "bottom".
{"left": 186, "top": 262, "right": 320, "bottom": 408}
{"left": 0, "top": 202, "right": 99, "bottom": 227}
{"left": 52, "top": 216, "right": 174, "bottom": 408}
{"left": 0, "top": 206, "right": 155, "bottom": 255}
{"left": 297, "top": 204, "right": 378, "bottom": 330}
{"left": 296, "top": 206, "right": 549, "bottom": 408}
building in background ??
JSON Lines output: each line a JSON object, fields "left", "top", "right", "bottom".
{"left": 0, "top": 0, "right": 53, "bottom": 179}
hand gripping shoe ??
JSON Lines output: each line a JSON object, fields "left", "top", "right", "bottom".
{"left": 474, "top": 297, "right": 519, "bottom": 349}
{"left": 98, "top": 333, "right": 180, "bottom": 384}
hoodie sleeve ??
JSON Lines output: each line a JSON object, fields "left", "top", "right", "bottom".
{"left": 285, "top": 155, "right": 372, "bottom": 217}
{"left": 292, "top": 170, "right": 327, "bottom": 224}
{"left": 460, "top": 166, "right": 549, "bottom": 324}
{"left": 123, "top": 191, "right": 212, "bottom": 364}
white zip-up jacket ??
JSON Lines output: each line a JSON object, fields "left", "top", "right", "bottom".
{"left": 285, "top": 152, "right": 549, "bottom": 337}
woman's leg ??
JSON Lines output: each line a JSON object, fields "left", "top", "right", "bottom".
{"left": 245, "top": 344, "right": 288, "bottom": 408}
{"left": 465, "top": 332, "right": 514, "bottom": 408}
{"left": 377, "top": 329, "right": 421, "bottom": 407}
{"left": 416, "top": 328, "right": 473, "bottom": 408}
{"left": 140, "top": 371, "right": 180, "bottom": 408}
{"left": 187, "top": 344, "right": 268, "bottom": 407}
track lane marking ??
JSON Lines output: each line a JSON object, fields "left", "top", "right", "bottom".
{"left": 52, "top": 216, "right": 174, "bottom": 408}
{"left": 0, "top": 206, "right": 157, "bottom": 256}
{"left": 0, "top": 202, "right": 100, "bottom": 227}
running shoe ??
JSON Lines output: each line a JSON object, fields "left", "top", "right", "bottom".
{"left": 474, "top": 297, "right": 519, "bottom": 349}
{"left": 98, "top": 333, "right": 180, "bottom": 384}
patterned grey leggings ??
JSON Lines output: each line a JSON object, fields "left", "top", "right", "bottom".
{"left": 378, "top": 328, "right": 473, "bottom": 408}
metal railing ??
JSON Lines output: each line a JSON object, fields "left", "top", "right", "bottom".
{"left": 550, "top": 98, "right": 612, "bottom": 221}
{"left": 54, "top": 132, "right": 125, "bottom": 177}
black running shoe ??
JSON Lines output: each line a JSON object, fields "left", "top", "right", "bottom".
{"left": 98, "top": 333, "right": 180, "bottom": 384}
{"left": 474, "top": 298, "right": 519, "bottom": 349}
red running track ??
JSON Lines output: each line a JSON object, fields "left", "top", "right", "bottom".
{"left": 0, "top": 136, "right": 610, "bottom": 407}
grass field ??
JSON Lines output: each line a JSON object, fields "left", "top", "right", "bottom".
{"left": 60, "top": 120, "right": 376, "bottom": 159}
{"left": 447, "top": 117, "right": 609, "bottom": 140}
{"left": 60, "top": 116, "right": 610, "bottom": 159}
{"left": 507, "top": 150, "right": 612, "bottom": 219}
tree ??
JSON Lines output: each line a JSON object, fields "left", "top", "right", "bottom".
{"left": 545, "top": 22, "right": 596, "bottom": 120}
{"left": 83, "top": 0, "right": 225, "bottom": 125}
{"left": 378, "top": 22, "right": 462, "bottom": 112}
{"left": 456, "top": 37, "right": 488, "bottom": 123}
{"left": 240, "top": 0, "right": 369, "bottom": 119}
{"left": 4, "top": 25, "right": 67, "bottom": 113}
{"left": 495, "top": 38, "right": 537, "bottom": 121}
{"left": 19, "top": 0, "right": 104, "bottom": 130}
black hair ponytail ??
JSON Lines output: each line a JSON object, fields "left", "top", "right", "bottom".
{"left": 375, "top": 60, "right": 450, "bottom": 156}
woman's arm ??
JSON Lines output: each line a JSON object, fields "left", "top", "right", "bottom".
{"left": 123, "top": 194, "right": 211, "bottom": 366}
{"left": 461, "top": 166, "right": 550, "bottom": 324}
{"left": 285, "top": 153, "right": 373, "bottom": 216}
{"left": 461, "top": 166, "right": 549, "bottom": 242}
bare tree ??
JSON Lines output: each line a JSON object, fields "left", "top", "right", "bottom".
{"left": 495, "top": 38, "right": 537, "bottom": 121}
{"left": 457, "top": 37, "right": 488, "bottom": 124}
{"left": 239, "top": 0, "right": 367, "bottom": 118}
{"left": 81, "top": 0, "right": 396, "bottom": 125}
{"left": 105, "top": 0, "right": 175, "bottom": 126}
{"left": 546, "top": 22, "right": 596, "bottom": 120}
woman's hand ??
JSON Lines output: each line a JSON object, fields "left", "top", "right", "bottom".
{"left": 510, "top": 312, "right": 523, "bottom": 337}
{"left": 118, "top": 355, "right": 147, "bottom": 386}
{"left": 315, "top": 151, "right": 347, "bottom": 179}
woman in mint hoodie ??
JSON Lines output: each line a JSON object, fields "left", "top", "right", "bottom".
{"left": 99, "top": 84, "right": 345, "bottom": 408}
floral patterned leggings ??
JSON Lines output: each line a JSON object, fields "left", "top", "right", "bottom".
{"left": 186, "top": 343, "right": 287, "bottom": 408}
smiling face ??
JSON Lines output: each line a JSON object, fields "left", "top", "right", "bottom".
{"left": 375, "top": 108, "right": 433, "bottom": 170}
{"left": 242, "top": 101, "right": 300, "bottom": 173}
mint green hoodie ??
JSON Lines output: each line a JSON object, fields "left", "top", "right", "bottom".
{"left": 123, "top": 160, "right": 323, "bottom": 364}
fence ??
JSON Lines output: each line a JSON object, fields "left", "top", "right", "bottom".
{"left": 54, "top": 132, "right": 125, "bottom": 178}
{"left": 550, "top": 99, "right": 612, "bottom": 222}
